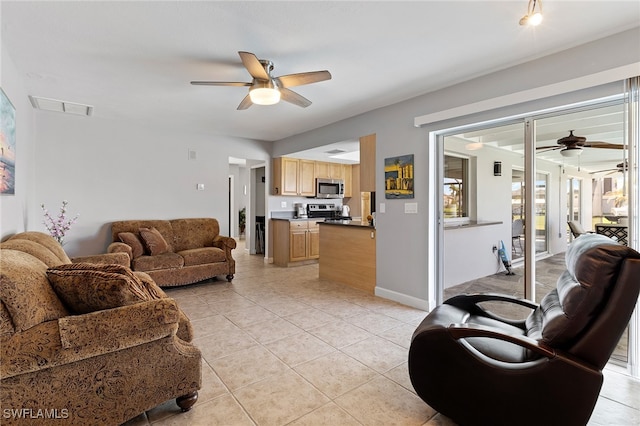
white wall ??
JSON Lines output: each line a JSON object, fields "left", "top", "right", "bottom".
{"left": 272, "top": 28, "right": 640, "bottom": 309}
{"left": 0, "top": 39, "right": 35, "bottom": 238}
{"left": 31, "top": 112, "right": 270, "bottom": 256}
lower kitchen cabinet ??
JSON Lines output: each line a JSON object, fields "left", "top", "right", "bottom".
{"left": 272, "top": 219, "right": 320, "bottom": 266}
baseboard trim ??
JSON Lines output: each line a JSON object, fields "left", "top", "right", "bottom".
{"left": 374, "top": 287, "right": 432, "bottom": 311}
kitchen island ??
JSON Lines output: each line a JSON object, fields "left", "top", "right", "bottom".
{"left": 318, "top": 220, "right": 376, "bottom": 293}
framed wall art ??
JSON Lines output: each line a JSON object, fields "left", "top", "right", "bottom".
{"left": 384, "top": 154, "right": 414, "bottom": 199}
{"left": 1, "top": 88, "right": 16, "bottom": 195}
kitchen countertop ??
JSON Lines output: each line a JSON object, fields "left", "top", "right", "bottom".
{"left": 271, "top": 217, "right": 325, "bottom": 222}
{"left": 319, "top": 219, "right": 374, "bottom": 228}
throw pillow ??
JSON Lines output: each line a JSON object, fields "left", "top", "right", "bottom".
{"left": 118, "top": 232, "right": 145, "bottom": 258}
{"left": 47, "top": 263, "right": 158, "bottom": 314}
{"left": 139, "top": 227, "right": 169, "bottom": 255}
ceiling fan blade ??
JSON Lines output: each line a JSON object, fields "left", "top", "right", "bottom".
{"left": 536, "top": 146, "right": 562, "bottom": 152}
{"left": 238, "top": 51, "right": 270, "bottom": 80}
{"left": 276, "top": 70, "right": 332, "bottom": 88}
{"left": 590, "top": 168, "right": 619, "bottom": 174}
{"left": 191, "top": 81, "right": 251, "bottom": 87}
{"left": 583, "top": 142, "right": 625, "bottom": 149}
{"left": 237, "top": 94, "right": 253, "bottom": 110}
{"left": 280, "top": 88, "right": 312, "bottom": 108}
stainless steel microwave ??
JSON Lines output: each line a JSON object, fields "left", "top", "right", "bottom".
{"left": 315, "top": 178, "right": 344, "bottom": 199}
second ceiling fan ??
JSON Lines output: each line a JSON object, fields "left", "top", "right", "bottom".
{"left": 536, "top": 130, "right": 624, "bottom": 156}
{"left": 191, "top": 51, "right": 332, "bottom": 110}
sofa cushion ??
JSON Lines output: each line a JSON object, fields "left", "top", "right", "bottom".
{"left": 119, "top": 232, "right": 145, "bottom": 258}
{"left": 0, "top": 249, "right": 68, "bottom": 331}
{"left": 132, "top": 252, "right": 184, "bottom": 272}
{"left": 178, "top": 247, "right": 227, "bottom": 266}
{"left": 46, "top": 263, "right": 159, "bottom": 314}
{"left": 171, "top": 218, "right": 219, "bottom": 252}
{"left": 139, "top": 227, "right": 170, "bottom": 255}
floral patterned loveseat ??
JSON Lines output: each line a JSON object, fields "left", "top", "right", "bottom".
{"left": 108, "top": 218, "right": 236, "bottom": 287}
{"left": 0, "top": 232, "right": 201, "bottom": 425}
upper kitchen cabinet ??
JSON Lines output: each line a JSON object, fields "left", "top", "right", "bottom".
{"left": 315, "top": 162, "right": 345, "bottom": 180}
{"left": 359, "top": 134, "right": 376, "bottom": 192}
{"left": 273, "top": 157, "right": 316, "bottom": 196}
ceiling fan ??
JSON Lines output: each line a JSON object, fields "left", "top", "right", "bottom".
{"left": 191, "top": 51, "right": 332, "bottom": 110}
{"left": 590, "top": 160, "right": 629, "bottom": 175}
{"left": 536, "top": 130, "right": 625, "bottom": 157}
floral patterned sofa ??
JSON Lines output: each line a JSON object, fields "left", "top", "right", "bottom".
{"left": 0, "top": 232, "right": 201, "bottom": 425}
{"left": 108, "top": 218, "right": 236, "bottom": 287}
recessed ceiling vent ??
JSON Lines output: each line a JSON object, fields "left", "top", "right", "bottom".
{"left": 325, "top": 149, "right": 346, "bottom": 155}
{"left": 28, "top": 96, "right": 93, "bottom": 116}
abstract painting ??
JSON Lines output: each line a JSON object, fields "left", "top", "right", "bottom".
{"left": 384, "top": 154, "right": 414, "bottom": 199}
{"left": 1, "top": 88, "right": 16, "bottom": 195}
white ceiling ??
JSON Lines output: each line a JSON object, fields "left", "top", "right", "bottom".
{"left": 2, "top": 1, "right": 639, "bottom": 148}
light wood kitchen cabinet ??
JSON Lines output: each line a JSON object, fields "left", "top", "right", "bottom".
{"left": 329, "top": 163, "right": 344, "bottom": 180}
{"left": 343, "top": 164, "right": 352, "bottom": 198}
{"left": 308, "top": 220, "right": 320, "bottom": 258}
{"left": 315, "top": 161, "right": 346, "bottom": 180}
{"left": 359, "top": 134, "right": 376, "bottom": 192}
{"left": 272, "top": 157, "right": 315, "bottom": 196}
{"left": 272, "top": 219, "right": 320, "bottom": 266}
{"left": 315, "top": 161, "right": 330, "bottom": 179}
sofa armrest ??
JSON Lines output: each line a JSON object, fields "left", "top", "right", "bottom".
{"left": 58, "top": 298, "right": 179, "bottom": 352}
{"left": 1, "top": 299, "right": 180, "bottom": 379}
{"left": 212, "top": 235, "right": 237, "bottom": 250}
{"left": 71, "top": 252, "right": 130, "bottom": 267}
{"left": 107, "top": 241, "right": 133, "bottom": 264}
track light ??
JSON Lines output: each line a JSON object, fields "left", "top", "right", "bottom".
{"left": 519, "top": 0, "right": 543, "bottom": 26}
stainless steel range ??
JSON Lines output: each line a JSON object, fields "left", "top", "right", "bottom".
{"left": 307, "top": 203, "right": 338, "bottom": 219}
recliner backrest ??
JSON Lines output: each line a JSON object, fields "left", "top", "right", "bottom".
{"left": 568, "top": 220, "right": 586, "bottom": 237}
{"left": 525, "top": 234, "right": 640, "bottom": 367}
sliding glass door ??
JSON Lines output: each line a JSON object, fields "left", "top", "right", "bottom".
{"left": 438, "top": 91, "right": 637, "bottom": 372}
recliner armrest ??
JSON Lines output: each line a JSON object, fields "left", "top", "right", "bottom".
{"left": 445, "top": 293, "right": 538, "bottom": 327}
{"left": 447, "top": 322, "right": 555, "bottom": 359}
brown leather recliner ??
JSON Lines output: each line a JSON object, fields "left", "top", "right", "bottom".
{"left": 409, "top": 234, "right": 640, "bottom": 426}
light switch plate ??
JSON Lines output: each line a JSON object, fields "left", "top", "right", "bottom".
{"left": 196, "top": 183, "right": 205, "bottom": 191}
{"left": 404, "top": 202, "right": 418, "bottom": 214}
{"left": 379, "top": 203, "right": 385, "bottom": 213}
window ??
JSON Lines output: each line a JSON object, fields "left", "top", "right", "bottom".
{"left": 443, "top": 155, "right": 468, "bottom": 219}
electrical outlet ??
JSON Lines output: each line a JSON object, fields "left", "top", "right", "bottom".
{"left": 280, "top": 201, "right": 287, "bottom": 208}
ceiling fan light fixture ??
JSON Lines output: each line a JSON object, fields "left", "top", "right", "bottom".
{"left": 560, "top": 147, "right": 583, "bottom": 158}
{"left": 519, "top": 0, "right": 543, "bottom": 26}
{"left": 249, "top": 86, "right": 280, "bottom": 106}
{"left": 465, "top": 142, "right": 483, "bottom": 151}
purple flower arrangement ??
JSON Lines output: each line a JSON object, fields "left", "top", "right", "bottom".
{"left": 41, "top": 200, "right": 79, "bottom": 245}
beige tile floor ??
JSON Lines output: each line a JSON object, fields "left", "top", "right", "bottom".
{"left": 123, "top": 242, "right": 640, "bottom": 426}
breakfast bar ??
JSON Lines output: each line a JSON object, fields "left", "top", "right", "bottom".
{"left": 318, "top": 220, "right": 376, "bottom": 293}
